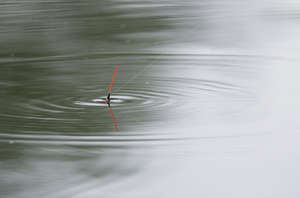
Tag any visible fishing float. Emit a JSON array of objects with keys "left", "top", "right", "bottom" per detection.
[{"left": 105, "top": 65, "right": 118, "bottom": 105}]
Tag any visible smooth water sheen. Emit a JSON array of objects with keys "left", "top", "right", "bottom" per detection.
[{"left": 1, "top": 1, "right": 300, "bottom": 198}]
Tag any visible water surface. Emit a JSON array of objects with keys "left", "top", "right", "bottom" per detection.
[{"left": 1, "top": 1, "right": 300, "bottom": 197}]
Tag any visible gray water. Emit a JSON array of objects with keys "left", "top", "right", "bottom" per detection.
[{"left": 1, "top": 1, "right": 300, "bottom": 197}]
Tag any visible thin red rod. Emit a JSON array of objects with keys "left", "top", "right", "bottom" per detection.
[{"left": 109, "top": 66, "right": 118, "bottom": 93}]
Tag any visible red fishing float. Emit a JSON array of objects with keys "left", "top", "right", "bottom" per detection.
[{"left": 105, "top": 65, "right": 118, "bottom": 104}]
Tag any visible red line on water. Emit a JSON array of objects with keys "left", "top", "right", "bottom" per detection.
[
  {"left": 109, "top": 107, "right": 119, "bottom": 132},
  {"left": 109, "top": 66, "right": 118, "bottom": 93}
]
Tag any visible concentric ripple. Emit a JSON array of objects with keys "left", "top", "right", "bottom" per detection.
[
  {"left": 74, "top": 73, "right": 252, "bottom": 117},
  {"left": 0, "top": 53, "right": 272, "bottom": 145},
  {"left": 75, "top": 89, "right": 178, "bottom": 111},
  {"left": 75, "top": 95, "right": 140, "bottom": 107}
]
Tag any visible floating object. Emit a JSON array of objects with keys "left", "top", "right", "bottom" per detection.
[
  {"left": 109, "top": 65, "right": 118, "bottom": 94},
  {"left": 104, "top": 88, "right": 110, "bottom": 104},
  {"left": 104, "top": 66, "right": 119, "bottom": 132},
  {"left": 105, "top": 65, "right": 118, "bottom": 105}
]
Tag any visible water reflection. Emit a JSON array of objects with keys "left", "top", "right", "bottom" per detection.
[{"left": 109, "top": 107, "right": 119, "bottom": 132}]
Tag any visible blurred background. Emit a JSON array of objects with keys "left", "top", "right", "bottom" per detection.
[{"left": 1, "top": 0, "right": 300, "bottom": 197}]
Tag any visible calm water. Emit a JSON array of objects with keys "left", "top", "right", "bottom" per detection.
[{"left": 1, "top": 1, "right": 300, "bottom": 197}]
